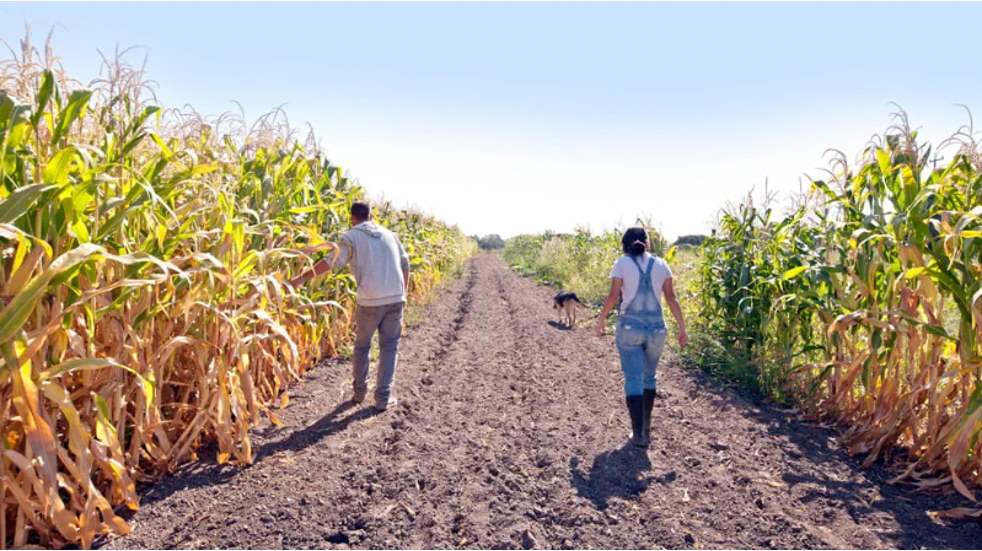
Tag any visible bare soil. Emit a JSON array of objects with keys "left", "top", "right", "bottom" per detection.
[{"left": 103, "top": 254, "right": 981, "bottom": 549}]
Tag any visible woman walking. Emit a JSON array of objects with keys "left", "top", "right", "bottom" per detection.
[{"left": 594, "top": 227, "right": 688, "bottom": 448}]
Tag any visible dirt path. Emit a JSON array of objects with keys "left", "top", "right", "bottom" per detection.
[{"left": 105, "top": 254, "right": 981, "bottom": 550}]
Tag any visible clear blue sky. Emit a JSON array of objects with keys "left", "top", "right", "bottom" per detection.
[{"left": 2, "top": 2, "right": 981, "bottom": 239}]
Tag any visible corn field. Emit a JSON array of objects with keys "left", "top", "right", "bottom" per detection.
[
  {"left": 501, "top": 113, "right": 981, "bottom": 516},
  {"left": 693, "top": 112, "right": 981, "bottom": 516},
  {"left": 503, "top": 225, "right": 667, "bottom": 304},
  {"left": 0, "top": 37, "right": 474, "bottom": 548}
]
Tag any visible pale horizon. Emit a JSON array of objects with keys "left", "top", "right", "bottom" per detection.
[{"left": 3, "top": 2, "right": 981, "bottom": 241}]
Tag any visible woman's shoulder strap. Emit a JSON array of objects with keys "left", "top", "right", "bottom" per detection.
[{"left": 644, "top": 255, "right": 656, "bottom": 275}]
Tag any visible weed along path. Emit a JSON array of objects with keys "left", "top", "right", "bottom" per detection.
[{"left": 105, "top": 254, "right": 980, "bottom": 550}]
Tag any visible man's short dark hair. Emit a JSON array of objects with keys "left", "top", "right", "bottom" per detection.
[{"left": 350, "top": 201, "right": 371, "bottom": 221}]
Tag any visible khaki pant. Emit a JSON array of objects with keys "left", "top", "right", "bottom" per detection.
[{"left": 352, "top": 302, "right": 404, "bottom": 407}]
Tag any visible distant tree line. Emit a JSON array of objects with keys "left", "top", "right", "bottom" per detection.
[
  {"left": 472, "top": 234, "right": 506, "bottom": 250},
  {"left": 673, "top": 234, "right": 708, "bottom": 247}
]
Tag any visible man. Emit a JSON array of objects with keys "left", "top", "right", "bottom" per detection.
[{"left": 291, "top": 201, "right": 410, "bottom": 411}]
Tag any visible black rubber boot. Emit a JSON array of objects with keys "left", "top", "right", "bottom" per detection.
[
  {"left": 625, "top": 395, "right": 645, "bottom": 447},
  {"left": 641, "top": 389, "right": 656, "bottom": 447}
]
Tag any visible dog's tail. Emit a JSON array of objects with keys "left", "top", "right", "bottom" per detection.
[{"left": 570, "top": 293, "right": 585, "bottom": 305}]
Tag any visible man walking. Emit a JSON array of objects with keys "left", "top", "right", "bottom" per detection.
[{"left": 291, "top": 201, "right": 410, "bottom": 411}]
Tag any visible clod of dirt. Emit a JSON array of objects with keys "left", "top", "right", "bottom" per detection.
[
  {"left": 521, "top": 528, "right": 538, "bottom": 550},
  {"left": 326, "top": 531, "right": 349, "bottom": 545}
]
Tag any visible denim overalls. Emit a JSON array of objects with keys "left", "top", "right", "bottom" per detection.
[{"left": 615, "top": 256, "right": 668, "bottom": 397}]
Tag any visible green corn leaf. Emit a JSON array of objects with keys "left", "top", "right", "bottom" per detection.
[
  {"left": 92, "top": 393, "right": 115, "bottom": 443},
  {"left": 665, "top": 245, "right": 678, "bottom": 263},
  {"left": 233, "top": 250, "right": 259, "bottom": 280},
  {"left": 150, "top": 132, "right": 173, "bottom": 159},
  {"left": 51, "top": 90, "right": 92, "bottom": 144},
  {"left": 31, "top": 70, "right": 55, "bottom": 127},
  {"left": 43, "top": 146, "right": 78, "bottom": 186},
  {"left": 782, "top": 266, "right": 808, "bottom": 280},
  {"left": 904, "top": 266, "right": 927, "bottom": 279},
  {"left": 0, "top": 93, "right": 14, "bottom": 128},
  {"left": 0, "top": 183, "right": 55, "bottom": 223},
  {"left": 0, "top": 243, "right": 104, "bottom": 345}
]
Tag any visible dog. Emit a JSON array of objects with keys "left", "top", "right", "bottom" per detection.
[{"left": 553, "top": 291, "right": 584, "bottom": 328}]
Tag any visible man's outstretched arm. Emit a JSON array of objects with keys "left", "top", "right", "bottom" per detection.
[
  {"left": 298, "top": 242, "right": 338, "bottom": 256},
  {"left": 290, "top": 241, "right": 348, "bottom": 288},
  {"left": 290, "top": 257, "right": 334, "bottom": 288}
]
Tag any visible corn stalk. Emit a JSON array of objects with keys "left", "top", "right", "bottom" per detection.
[
  {"left": 0, "top": 36, "right": 475, "bottom": 548},
  {"left": 695, "top": 112, "right": 981, "bottom": 514}
]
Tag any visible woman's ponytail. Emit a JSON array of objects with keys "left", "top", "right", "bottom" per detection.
[{"left": 621, "top": 227, "right": 649, "bottom": 257}]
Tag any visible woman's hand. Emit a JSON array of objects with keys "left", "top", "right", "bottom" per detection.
[
  {"left": 595, "top": 278, "right": 623, "bottom": 339},
  {"left": 663, "top": 278, "right": 688, "bottom": 350}
]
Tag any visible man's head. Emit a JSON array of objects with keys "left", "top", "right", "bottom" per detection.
[{"left": 350, "top": 201, "right": 372, "bottom": 225}]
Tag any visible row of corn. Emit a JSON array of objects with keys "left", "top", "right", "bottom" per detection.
[
  {"left": 501, "top": 113, "right": 980, "bottom": 517},
  {"left": 692, "top": 113, "right": 980, "bottom": 517},
  {"left": 0, "top": 39, "right": 475, "bottom": 548}
]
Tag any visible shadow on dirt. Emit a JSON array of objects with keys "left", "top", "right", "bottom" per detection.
[
  {"left": 678, "top": 366, "right": 982, "bottom": 549},
  {"left": 135, "top": 401, "right": 378, "bottom": 509},
  {"left": 569, "top": 443, "right": 655, "bottom": 510},
  {"left": 547, "top": 320, "right": 572, "bottom": 331},
  {"left": 254, "top": 401, "right": 379, "bottom": 461}
]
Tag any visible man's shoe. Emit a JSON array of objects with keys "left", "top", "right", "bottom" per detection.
[{"left": 374, "top": 395, "right": 397, "bottom": 412}]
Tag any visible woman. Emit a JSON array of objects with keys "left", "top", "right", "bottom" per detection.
[{"left": 594, "top": 227, "right": 687, "bottom": 448}]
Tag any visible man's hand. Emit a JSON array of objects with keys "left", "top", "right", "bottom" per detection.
[
  {"left": 677, "top": 327, "right": 688, "bottom": 349},
  {"left": 299, "top": 242, "right": 337, "bottom": 256},
  {"left": 594, "top": 319, "right": 606, "bottom": 338}
]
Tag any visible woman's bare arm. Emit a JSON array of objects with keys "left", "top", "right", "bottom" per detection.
[
  {"left": 594, "top": 278, "right": 623, "bottom": 337},
  {"left": 663, "top": 277, "right": 688, "bottom": 348}
]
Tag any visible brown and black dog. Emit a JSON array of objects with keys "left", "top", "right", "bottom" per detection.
[{"left": 553, "top": 291, "right": 584, "bottom": 328}]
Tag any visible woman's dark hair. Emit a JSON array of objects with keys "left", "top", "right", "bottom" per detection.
[{"left": 621, "top": 227, "right": 648, "bottom": 257}]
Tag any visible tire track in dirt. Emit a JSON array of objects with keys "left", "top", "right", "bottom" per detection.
[{"left": 104, "top": 254, "right": 981, "bottom": 550}]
